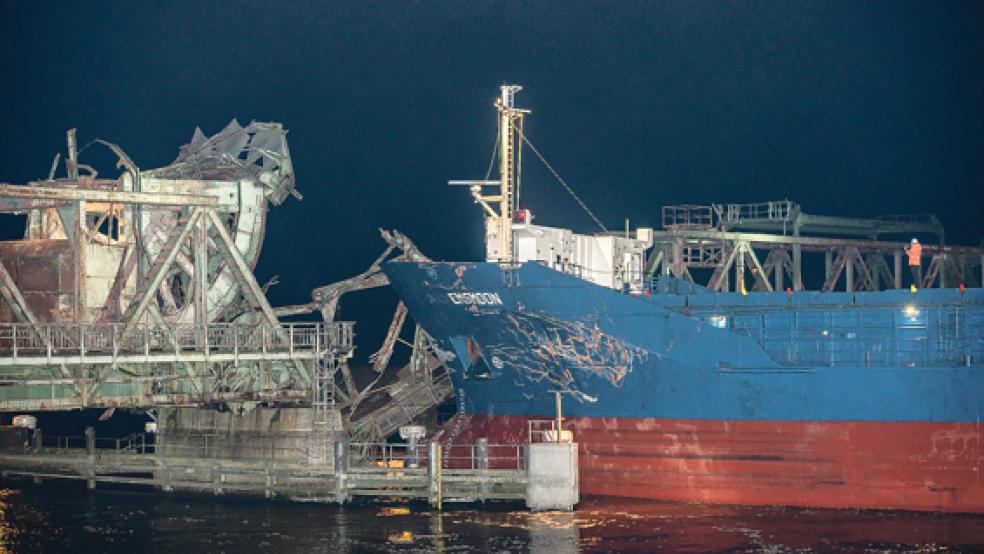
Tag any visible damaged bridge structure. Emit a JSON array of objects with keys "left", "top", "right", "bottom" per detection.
[
  {"left": 0, "top": 122, "right": 529, "bottom": 507},
  {"left": 0, "top": 121, "right": 346, "bottom": 410}
]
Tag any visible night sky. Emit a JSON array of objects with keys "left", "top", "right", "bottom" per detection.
[{"left": 2, "top": 2, "right": 983, "bottom": 348}]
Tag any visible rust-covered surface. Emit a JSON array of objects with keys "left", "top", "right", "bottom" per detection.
[
  {"left": 0, "top": 240, "right": 74, "bottom": 323},
  {"left": 0, "top": 123, "right": 355, "bottom": 411}
]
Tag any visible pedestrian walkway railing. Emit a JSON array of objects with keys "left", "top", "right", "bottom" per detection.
[
  {"left": 35, "top": 433, "right": 154, "bottom": 454},
  {"left": 0, "top": 321, "right": 353, "bottom": 364},
  {"left": 348, "top": 441, "right": 526, "bottom": 471}
]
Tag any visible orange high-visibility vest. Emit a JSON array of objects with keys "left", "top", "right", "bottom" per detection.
[{"left": 907, "top": 243, "right": 922, "bottom": 266}]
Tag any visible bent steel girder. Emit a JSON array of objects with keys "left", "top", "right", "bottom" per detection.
[
  {"left": 275, "top": 228, "right": 431, "bottom": 322},
  {"left": 135, "top": 121, "right": 290, "bottom": 326},
  {"left": 272, "top": 228, "right": 453, "bottom": 440},
  {"left": 11, "top": 122, "right": 295, "bottom": 327},
  {"left": 0, "top": 123, "right": 347, "bottom": 412}
]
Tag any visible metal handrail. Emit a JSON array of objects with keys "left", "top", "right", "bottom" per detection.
[
  {"left": 443, "top": 443, "right": 526, "bottom": 470},
  {"left": 662, "top": 204, "right": 715, "bottom": 230},
  {"left": 348, "top": 441, "right": 527, "bottom": 471},
  {"left": 35, "top": 432, "right": 320, "bottom": 459},
  {"left": 717, "top": 200, "right": 796, "bottom": 224},
  {"left": 41, "top": 435, "right": 87, "bottom": 451},
  {"left": 527, "top": 419, "right": 575, "bottom": 444},
  {"left": 0, "top": 321, "right": 354, "bottom": 358}
]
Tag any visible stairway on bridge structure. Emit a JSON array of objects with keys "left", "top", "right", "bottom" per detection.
[{"left": 347, "top": 358, "right": 453, "bottom": 444}]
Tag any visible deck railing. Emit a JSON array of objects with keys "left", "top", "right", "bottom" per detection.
[
  {"left": 662, "top": 204, "right": 715, "bottom": 229},
  {"left": 349, "top": 441, "right": 526, "bottom": 471},
  {"left": 527, "top": 419, "right": 576, "bottom": 444},
  {"left": 7, "top": 432, "right": 528, "bottom": 472},
  {"left": 717, "top": 200, "right": 796, "bottom": 225},
  {"left": 0, "top": 321, "right": 354, "bottom": 361},
  {"left": 38, "top": 433, "right": 154, "bottom": 454}
]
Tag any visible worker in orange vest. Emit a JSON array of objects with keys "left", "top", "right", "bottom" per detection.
[{"left": 905, "top": 238, "right": 922, "bottom": 288}]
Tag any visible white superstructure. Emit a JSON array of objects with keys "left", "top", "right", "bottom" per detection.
[
  {"left": 508, "top": 220, "right": 652, "bottom": 292},
  {"left": 452, "top": 85, "right": 653, "bottom": 293}
]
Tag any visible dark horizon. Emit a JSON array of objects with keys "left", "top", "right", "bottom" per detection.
[{"left": 2, "top": 1, "right": 983, "bottom": 347}]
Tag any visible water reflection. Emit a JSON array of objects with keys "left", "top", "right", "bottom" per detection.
[
  {"left": 528, "top": 511, "right": 579, "bottom": 552},
  {"left": 0, "top": 482, "right": 981, "bottom": 552},
  {"left": 0, "top": 489, "right": 20, "bottom": 554}
]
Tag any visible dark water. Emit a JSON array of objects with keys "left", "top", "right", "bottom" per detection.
[{"left": 0, "top": 481, "right": 982, "bottom": 553}]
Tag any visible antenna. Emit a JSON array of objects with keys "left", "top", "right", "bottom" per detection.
[
  {"left": 500, "top": 84, "right": 522, "bottom": 109},
  {"left": 450, "top": 85, "right": 529, "bottom": 263}
]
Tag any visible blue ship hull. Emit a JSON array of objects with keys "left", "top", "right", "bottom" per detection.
[{"left": 383, "top": 261, "right": 984, "bottom": 511}]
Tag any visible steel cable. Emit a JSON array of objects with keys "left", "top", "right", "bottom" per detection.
[{"left": 511, "top": 123, "right": 608, "bottom": 233}]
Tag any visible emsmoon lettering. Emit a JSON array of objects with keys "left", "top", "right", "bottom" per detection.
[{"left": 447, "top": 292, "right": 504, "bottom": 306}]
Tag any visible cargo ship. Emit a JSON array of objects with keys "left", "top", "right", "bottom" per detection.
[{"left": 383, "top": 86, "right": 984, "bottom": 512}]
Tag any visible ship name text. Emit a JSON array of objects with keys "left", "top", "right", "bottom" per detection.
[{"left": 447, "top": 292, "right": 503, "bottom": 306}]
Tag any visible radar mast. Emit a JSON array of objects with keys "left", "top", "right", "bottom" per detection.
[{"left": 449, "top": 84, "right": 529, "bottom": 262}]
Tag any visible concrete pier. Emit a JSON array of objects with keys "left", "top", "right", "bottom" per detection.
[
  {"left": 157, "top": 407, "right": 343, "bottom": 465},
  {"left": 526, "top": 442, "right": 579, "bottom": 511}
]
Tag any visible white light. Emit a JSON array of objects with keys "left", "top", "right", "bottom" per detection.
[
  {"left": 708, "top": 315, "right": 727, "bottom": 329},
  {"left": 12, "top": 415, "right": 37, "bottom": 430},
  {"left": 903, "top": 305, "right": 920, "bottom": 318}
]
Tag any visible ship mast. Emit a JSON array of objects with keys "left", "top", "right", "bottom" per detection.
[
  {"left": 450, "top": 84, "right": 529, "bottom": 262},
  {"left": 495, "top": 85, "right": 527, "bottom": 262}
]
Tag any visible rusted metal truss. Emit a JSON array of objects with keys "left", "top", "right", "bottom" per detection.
[
  {"left": 0, "top": 123, "right": 354, "bottom": 411},
  {"left": 0, "top": 123, "right": 451, "bottom": 434},
  {"left": 648, "top": 225, "right": 984, "bottom": 293},
  {"left": 662, "top": 199, "right": 946, "bottom": 240},
  {"left": 650, "top": 200, "right": 984, "bottom": 292}
]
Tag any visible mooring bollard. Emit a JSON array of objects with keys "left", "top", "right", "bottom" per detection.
[
  {"left": 161, "top": 461, "right": 172, "bottom": 493},
  {"left": 475, "top": 437, "right": 488, "bottom": 470},
  {"left": 333, "top": 439, "right": 349, "bottom": 504},
  {"left": 31, "top": 428, "right": 42, "bottom": 454},
  {"left": 213, "top": 466, "right": 226, "bottom": 496},
  {"left": 407, "top": 435, "right": 420, "bottom": 469},
  {"left": 476, "top": 437, "right": 489, "bottom": 501},
  {"left": 29, "top": 428, "right": 43, "bottom": 483},
  {"left": 399, "top": 425, "right": 427, "bottom": 468},
  {"left": 84, "top": 426, "right": 96, "bottom": 490},
  {"left": 85, "top": 426, "right": 95, "bottom": 456}
]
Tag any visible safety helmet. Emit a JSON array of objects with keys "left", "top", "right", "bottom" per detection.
[{"left": 911, "top": 238, "right": 918, "bottom": 244}]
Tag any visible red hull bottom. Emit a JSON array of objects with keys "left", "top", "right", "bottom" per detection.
[{"left": 433, "top": 414, "right": 984, "bottom": 513}]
